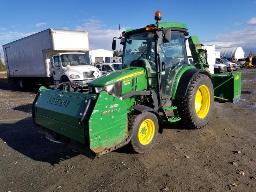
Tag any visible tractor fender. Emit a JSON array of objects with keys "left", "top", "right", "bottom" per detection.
[
  {"left": 174, "top": 68, "right": 199, "bottom": 99},
  {"left": 171, "top": 65, "right": 196, "bottom": 100},
  {"left": 174, "top": 69, "right": 212, "bottom": 100}
]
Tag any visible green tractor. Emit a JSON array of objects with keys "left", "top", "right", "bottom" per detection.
[{"left": 32, "top": 11, "right": 241, "bottom": 155}]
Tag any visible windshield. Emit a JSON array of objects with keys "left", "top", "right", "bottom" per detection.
[
  {"left": 159, "top": 31, "right": 187, "bottom": 69},
  {"left": 61, "top": 54, "right": 90, "bottom": 67},
  {"left": 112, "top": 64, "right": 122, "bottom": 70},
  {"left": 123, "top": 32, "right": 156, "bottom": 67}
]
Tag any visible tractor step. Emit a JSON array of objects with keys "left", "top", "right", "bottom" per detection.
[
  {"left": 162, "top": 105, "right": 181, "bottom": 123},
  {"left": 167, "top": 116, "right": 181, "bottom": 123},
  {"left": 163, "top": 106, "right": 177, "bottom": 111}
]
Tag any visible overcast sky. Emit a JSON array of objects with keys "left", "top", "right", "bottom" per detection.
[{"left": 0, "top": 0, "right": 256, "bottom": 58}]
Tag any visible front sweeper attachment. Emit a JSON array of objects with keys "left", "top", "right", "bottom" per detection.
[{"left": 32, "top": 88, "right": 130, "bottom": 155}]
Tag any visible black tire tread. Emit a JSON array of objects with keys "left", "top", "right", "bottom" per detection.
[
  {"left": 130, "top": 112, "right": 159, "bottom": 153},
  {"left": 176, "top": 73, "right": 214, "bottom": 129}
]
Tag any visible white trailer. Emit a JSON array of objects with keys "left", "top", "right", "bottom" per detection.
[
  {"left": 89, "top": 49, "right": 113, "bottom": 64},
  {"left": 3, "top": 29, "right": 101, "bottom": 88}
]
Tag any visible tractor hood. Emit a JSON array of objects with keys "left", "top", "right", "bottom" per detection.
[{"left": 89, "top": 67, "right": 146, "bottom": 87}]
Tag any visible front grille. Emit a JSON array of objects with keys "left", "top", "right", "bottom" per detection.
[{"left": 83, "top": 71, "right": 94, "bottom": 78}]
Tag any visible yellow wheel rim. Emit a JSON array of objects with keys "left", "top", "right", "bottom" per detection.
[
  {"left": 138, "top": 119, "right": 155, "bottom": 145},
  {"left": 195, "top": 85, "right": 211, "bottom": 119}
]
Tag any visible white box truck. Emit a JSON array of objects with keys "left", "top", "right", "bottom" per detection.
[{"left": 2, "top": 29, "right": 101, "bottom": 89}]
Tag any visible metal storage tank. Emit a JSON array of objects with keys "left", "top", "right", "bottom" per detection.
[{"left": 219, "top": 47, "right": 245, "bottom": 60}]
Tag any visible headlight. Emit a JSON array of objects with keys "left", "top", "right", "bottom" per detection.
[
  {"left": 105, "top": 84, "right": 114, "bottom": 93},
  {"left": 69, "top": 74, "right": 80, "bottom": 79},
  {"left": 94, "top": 84, "right": 114, "bottom": 94},
  {"left": 94, "top": 87, "right": 104, "bottom": 93}
]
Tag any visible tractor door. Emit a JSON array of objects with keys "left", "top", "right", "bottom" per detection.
[{"left": 159, "top": 30, "right": 188, "bottom": 99}]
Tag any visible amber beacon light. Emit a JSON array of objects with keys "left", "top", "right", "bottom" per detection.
[{"left": 154, "top": 10, "right": 162, "bottom": 22}]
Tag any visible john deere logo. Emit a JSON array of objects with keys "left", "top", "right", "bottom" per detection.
[{"left": 48, "top": 96, "right": 70, "bottom": 107}]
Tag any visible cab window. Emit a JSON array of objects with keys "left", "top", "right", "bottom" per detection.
[{"left": 160, "top": 31, "right": 187, "bottom": 69}]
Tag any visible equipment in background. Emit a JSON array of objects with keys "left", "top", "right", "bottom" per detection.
[{"left": 3, "top": 29, "right": 101, "bottom": 89}]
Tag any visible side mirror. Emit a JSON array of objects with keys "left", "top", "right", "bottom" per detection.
[{"left": 112, "top": 38, "right": 117, "bottom": 50}]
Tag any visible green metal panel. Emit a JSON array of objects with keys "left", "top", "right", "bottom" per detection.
[
  {"left": 190, "top": 36, "right": 201, "bottom": 46},
  {"left": 89, "top": 91, "right": 128, "bottom": 153},
  {"left": 156, "top": 22, "right": 187, "bottom": 30},
  {"left": 171, "top": 65, "right": 197, "bottom": 99},
  {"left": 188, "top": 35, "right": 208, "bottom": 69},
  {"left": 212, "top": 72, "right": 241, "bottom": 103},
  {"left": 34, "top": 88, "right": 96, "bottom": 143},
  {"left": 121, "top": 73, "right": 148, "bottom": 95}
]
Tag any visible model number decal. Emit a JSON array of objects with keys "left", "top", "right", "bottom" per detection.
[
  {"left": 101, "top": 109, "right": 120, "bottom": 116},
  {"left": 48, "top": 96, "right": 70, "bottom": 107}
]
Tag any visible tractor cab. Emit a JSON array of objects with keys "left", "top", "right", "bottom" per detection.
[
  {"left": 112, "top": 11, "right": 196, "bottom": 104},
  {"left": 122, "top": 23, "right": 189, "bottom": 99}
]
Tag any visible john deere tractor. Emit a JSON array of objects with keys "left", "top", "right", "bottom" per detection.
[{"left": 32, "top": 11, "right": 241, "bottom": 155}]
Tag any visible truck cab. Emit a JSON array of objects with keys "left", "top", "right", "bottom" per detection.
[{"left": 51, "top": 52, "right": 101, "bottom": 86}]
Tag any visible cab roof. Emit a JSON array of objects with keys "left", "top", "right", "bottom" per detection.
[{"left": 125, "top": 22, "right": 187, "bottom": 34}]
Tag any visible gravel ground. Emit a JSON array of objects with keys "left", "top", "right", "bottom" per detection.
[{"left": 0, "top": 70, "right": 256, "bottom": 192}]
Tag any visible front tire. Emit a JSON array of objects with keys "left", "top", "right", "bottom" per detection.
[
  {"left": 130, "top": 112, "right": 159, "bottom": 153},
  {"left": 176, "top": 73, "right": 214, "bottom": 129}
]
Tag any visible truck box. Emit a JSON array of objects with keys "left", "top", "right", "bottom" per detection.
[{"left": 3, "top": 29, "right": 89, "bottom": 78}]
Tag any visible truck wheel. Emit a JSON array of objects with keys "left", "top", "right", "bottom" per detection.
[
  {"left": 18, "top": 79, "right": 26, "bottom": 90},
  {"left": 60, "top": 76, "right": 69, "bottom": 83},
  {"left": 177, "top": 73, "right": 213, "bottom": 129},
  {"left": 130, "top": 112, "right": 158, "bottom": 153}
]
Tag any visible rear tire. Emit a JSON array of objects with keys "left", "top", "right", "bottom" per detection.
[
  {"left": 130, "top": 112, "right": 159, "bottom": 153},
  {"left": 176, "top": 74, "right": 214, "bottom": 129}
]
